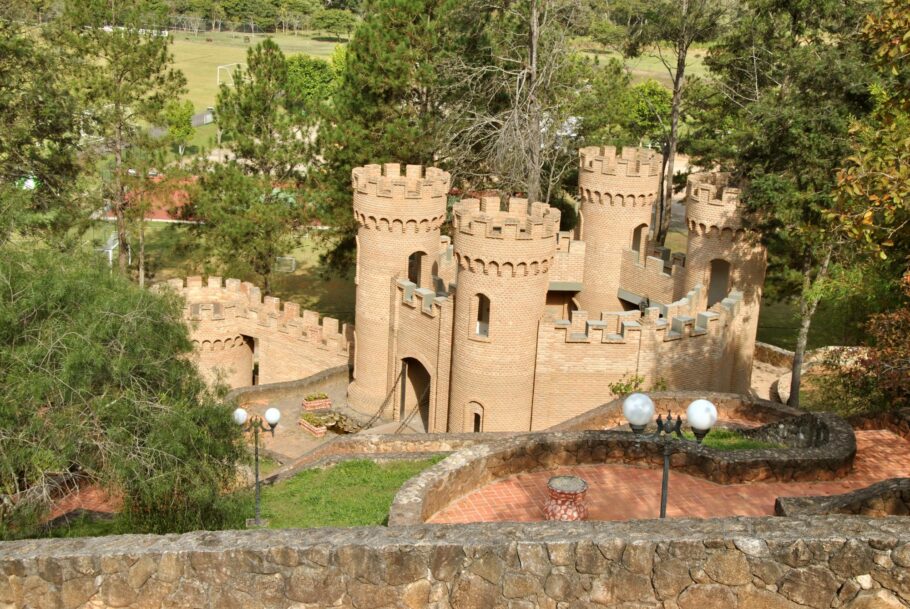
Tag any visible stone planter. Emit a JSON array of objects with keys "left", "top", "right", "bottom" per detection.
[
  {"left": 299, "top": 418, "right": 327, "bottom": 438},
  {"left": 543, "top": 475, "right": 588, "bottom": 521},
  {"left": 303, "top": 397, "right": 332, "bottom": 411}
]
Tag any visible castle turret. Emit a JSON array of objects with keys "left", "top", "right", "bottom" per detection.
[
  {"left": 448, "top": 197, "right": 559, "bottom": 432},
  {"left": 684, "top": 172, "right": 767, "bottom": 393},
  {"left": 348, "top": 163, "right": 451, "bottom": 416},
  {"left": 576, "top": 146, "right": 661, "bottom": 314}
]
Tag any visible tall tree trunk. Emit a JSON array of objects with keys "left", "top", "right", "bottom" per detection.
[
  {"left": 788, "top": 246, "right": 834, "bottom": 408},
  {"left": 114, "top": 121, "right": 128, "bottom": 275},
  {"left": 526, "top": 0, "right": 541, "bottom": 204},
  {"left": 138, "top": 220, "right": 145, "bottom": 288},
  {"left": 657, "top": 35, "right": 688, "bottom": 245}
]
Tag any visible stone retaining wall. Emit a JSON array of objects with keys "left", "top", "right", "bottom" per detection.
[
  {"left": 850, "top": 408, "right": 910, "bottom": 440},
  {"left": 389, "top": 414, "right": 856, "bottom": 526},
  {"left": 226, "top": 364, "right": 351, "bottom": 408},
  {"left": 776, "top": 478, "right": 910, "bottom": 518},
  {"left": 3, "top": 517, "right": 910, "bottom": 609},
  {"left": 754, "top": 341, "right": 795, "bottom": 368},
  {"left": 548, "top": 391, "right": 803, "bottom": 432}
]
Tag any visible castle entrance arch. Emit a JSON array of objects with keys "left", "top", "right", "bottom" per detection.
[
  {"left": 399, "top": 357, "right": 431, "bottom": 432},
  {"left": 708, "top": 259, "right": 731, "bottom": 308}
]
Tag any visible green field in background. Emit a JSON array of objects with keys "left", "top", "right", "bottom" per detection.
[{"left": 170, "top": 30, "right": 341, "bottom": 111}]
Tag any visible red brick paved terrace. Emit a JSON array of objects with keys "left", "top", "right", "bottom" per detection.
[{"left": 428, "top": 430, "right": 910, "bottom": 523}]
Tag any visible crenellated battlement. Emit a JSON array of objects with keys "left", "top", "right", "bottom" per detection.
[
  {"left": 545, "top": 286, "right": 742, "bottom": 346},
  {"left": 155, "top": 276, "right": 353, "bottom": 356},
  {"left": 352, "top": 163, "right": 450, "bottom": 200},
  {"left": 396, "top": 278, "right": 447, "bottom": 317},
  {"left": 352, "top": 163, "right": 451, "bottom": 231},
  {"left": 453, "top": 197, "right": 560, "bottom": 241},
  {"left": 578, "top": 146, "right": 661, "bottom": 178},
  {"left": 686, "top": 172, "right": 747, "bottom": 233}
]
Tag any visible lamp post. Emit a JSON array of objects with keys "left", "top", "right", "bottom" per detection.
[
  {"left": 233, "top": 406, "right": 281, "bottom": 527},
  {"left": 622, "top": 393, "right": 718, "bottom": 518}
]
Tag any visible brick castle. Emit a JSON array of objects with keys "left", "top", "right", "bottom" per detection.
[{"left": 165, "top": 146, "right": 766, "bottom": 432}]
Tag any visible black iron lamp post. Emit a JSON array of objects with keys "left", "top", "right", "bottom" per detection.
[
  {"left": 233, "top": 406, "right": 281, "bottom": 527},
  {"left": 622, "top": 393, "right": 718, "bottom": 518}
]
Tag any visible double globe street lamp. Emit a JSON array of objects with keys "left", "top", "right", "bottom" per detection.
[
  {"left": 233, "top": 406, "right": 281, "bottom": 527},
  {"left": 622, "top": 393, "right": 718, "bottom": 518}
]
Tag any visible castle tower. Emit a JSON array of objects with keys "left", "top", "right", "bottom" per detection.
[
  {"left": 448, "top": 197, "right": 559, "bottom": 432},
  {"left": 348, "top": 163, "right": 451, "bottom": 416},
  {"left": 576, "top": 146, "right": 661, "bottom": 314},
  {"left": 684, "top": 172, "right": 767, "bottom": 392}
]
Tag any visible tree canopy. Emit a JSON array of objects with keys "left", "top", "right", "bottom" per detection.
[{"left": 0, "top": 246, "right": 246, "bottom": 538}]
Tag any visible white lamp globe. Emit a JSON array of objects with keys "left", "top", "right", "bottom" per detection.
[
  {"left": 686, "top": 399, "right": 718, "bottom": 431},
  {"left": 232, "top": 407, "right": 248, "bottom": 426},
  {"left": 264, "top": 407, "right": 281, "bottom": 426},
  {"left": 622, "top": 393, "right": 655, "bottom": 427}
]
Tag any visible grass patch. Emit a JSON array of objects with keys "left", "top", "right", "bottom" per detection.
[
  {"left": 260, "top": 457, "right": 444, "bottom": 528},
  {"left": 682, "top": 428, "right": 783, "bottom": 451},
  {"left": 170, "top": 31, "right": 341, "bottom": 111},
  {"left": 756, "top": 300, "right": 865, "bottom": 351}
]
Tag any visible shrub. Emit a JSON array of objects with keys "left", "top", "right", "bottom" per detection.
[{"left": 305, "top": 392, "right": 329, "bottom": 401}]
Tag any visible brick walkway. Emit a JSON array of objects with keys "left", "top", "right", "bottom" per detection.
[{"left": 428, "top": 430, "right": 910, "bottom": 523}]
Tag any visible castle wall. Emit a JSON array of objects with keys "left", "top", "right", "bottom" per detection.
[
  {"left": 389, "top": 281, "right": 454, "bottom": 433},
  {"left": 448, "top": 197, "right": 559, "bottom": 433},
  {"left": 576, "top": 146, "right": 660, "bottom": 314},
  {"left": 618, "top": 248, "right": 686, "bottom": 305},
  {"left": 348, "top": 163, "right": 450, "bottom": 417},
  {"left": 158, "top": 277, "right": 352, "bottom": 390},
  {"left": 683, "top": 173, "right": 767, "bottom": 394},
  {"left": 530, "top": 291, "right": 743, "bottom": 430}
]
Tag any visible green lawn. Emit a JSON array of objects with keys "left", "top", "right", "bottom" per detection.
[
  {"left": 260, "top": 458, "right": 443, "bottom": 528},
  {"left": 576, "top": 40, "right": 709, "bottom": 87},
  {"left": 170, "top": 31, "right": 342, "bottom": 111},
  {"left": 682, "top": 428, "right": 783, "bottom": 451}
]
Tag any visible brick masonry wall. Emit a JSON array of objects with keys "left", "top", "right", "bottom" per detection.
[
  {"left": 448, "top": 198, "right": 558, "bottom": 433},
  {"left": 576, "top": 146, "right": 660, "bottom": 315},
  {"left": 348, "top": 164, "right": 451, "bottom": 417},
  {"left": 3, "top": 517, "right": 910, "bottom": 609},
  {"left": 156, "top": 277, "right": 352, "bottom": 389}
]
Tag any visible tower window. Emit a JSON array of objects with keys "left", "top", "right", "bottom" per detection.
[
  {"left": 408, "top": 251, "right": 425, "bottom": 287},
  {"left": 632, "top": 223, "right": 647, "bottom": 254},
  {"left": 475, "top": 294, "right": 490, "bottom": 337},
  {"left": 708, "top": 259, "right": 731, "bottom": 307}
]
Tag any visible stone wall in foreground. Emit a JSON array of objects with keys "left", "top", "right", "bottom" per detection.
[{"left": 3, "top": 517, "right": 910, "bottom": 609}]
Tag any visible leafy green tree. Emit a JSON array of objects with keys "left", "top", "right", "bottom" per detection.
[
  {"left": 603, "top": 0, "right": 729, "bottom": 245},
  {"left": 311, "top": 0, "right": 446, "bottom": 272},
  {"left": 189, "top": 162, "right": 306, "bottom": 294},
  {"left": 573, "top": 58, "right": 634, "bottom": 145},
  {"left": 56, "top": 0, "right": 187, "bottom": 276},
  {"left": 687, "top": 0, "right": 876, "bottom": 408},
  {"left": 0, "top": 19, "right": 83, "bottom": 244},
  {"left": 312, "top": 8, "right": 357, "bottom": 40},
  {"left": 164, "top": 99, "right": 196, "bottom": 157},
  {"left": 835, "top": 0, "right": 910, "bottom": 261},
  {"left": 0, "top": 245, "right": 246, "bottom": 539},
  {"left": 216, "top": 38, "right": 309, "bottom": 180},
  {"left": 625, "top": 80, "right": 672, "bottom": 146},
  {"left": 287, "top": 54, "right": 339, "bottom": 110}
]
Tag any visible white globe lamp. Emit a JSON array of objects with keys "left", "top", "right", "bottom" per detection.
[
  {"left": 686, "top": 399, "right": 718, "bottom": 443},
  {"left": 232, "top": 407, "right": 248, "bottom": 426},
  {"left": 264, "top": 407, "right": 281, "bottom": 427},
  {"left": 623, "top": 393, "right": 655, "bottom": 433}
]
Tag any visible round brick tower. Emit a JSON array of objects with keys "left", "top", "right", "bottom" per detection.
[
  {"left": 448, "top": 196, "right": 560, "bottom": 432},
  {"left": 576, "top": 146, "right": 661, "bottom": 314},
  {"left": 348, "top": 163, "right": 451, "bottom": 417},
  {"left": 684, "top": 172, "right": 767, "bottom": 392}
]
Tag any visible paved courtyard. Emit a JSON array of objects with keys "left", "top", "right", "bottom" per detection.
[{"left": 428, "top": 429, "right": 910, "bottom": 523}]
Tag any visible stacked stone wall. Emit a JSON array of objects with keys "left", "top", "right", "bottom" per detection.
[
  {"left": 389, "top": 413, "right": 855, "bottom": 525},
  {"left": 5, "top": 518, "right": 909, "bottom": 609}
]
